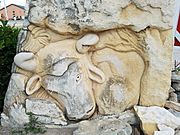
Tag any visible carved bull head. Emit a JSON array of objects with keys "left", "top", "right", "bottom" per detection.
[{"left": 14, "top": 34, "right": 105, "bottom": 120}]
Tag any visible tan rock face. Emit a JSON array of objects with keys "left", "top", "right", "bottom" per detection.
[
  {"left": 93, "top": 49, "right": 144, "bottom": 114},
  {"left": 134, "top": 106, "right": 180, "bottom": 135},
  {"left": 2, "top": 0, "right": 173, "bottom": 127}
]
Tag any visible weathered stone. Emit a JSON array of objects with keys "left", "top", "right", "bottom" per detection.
[
  {"left": 172, "top": 73, "right": 180, "bottom": 83},
  {"left": 9, "top": 104, "right": 29, "bottom": 127},
  {"left": 28, "top": 0, "right": 173, "bottom": 34},
  {"left": 1, "top": 113, "right": 10, "bottom": 127},
  {"left": 165, "top": 101, "right": 180, "bottom": 112},
  {"left": 168, "top": 87, "right": 178, "bottom": 102},
  {"left": 168, "top": 92, "right": 178, "bottom": 102},
  {"left": 35, "top": 115, "right": 67, "bottom": 126},
  {"left": 1, "top": 104, "right": 30, "bottom": 127},
  {"left": 172, "top": 82, "right": 180, "bottom": 91},
  {"left": 2, "top": 0, "right": 173, "bottom": 127},
  {"left": 131, "top": 127, "right": 141, "bottom": 135},
  {"left": 177, "top": 92, "right": 180, "bottom": 102},
  {"left": 154, "top": 124, "right": 174, "bottom": 135},
  {"left": 138, "top": 28, "right": 172, "bottom": 107},
  {"left": 134, "top": 106, "right": 180, "bottom": 135},
  {"left": 73, "top": 118, "right": 132, "bottom": 135},
  {"left": 3, "top": 73, "right": 28, "bottom": 112},
  {"left": 169, "top": 109, "right": 180, "bottom": 118},
  {"left": 93, "top": 110, "right": 139, "bottom": 125},
  {"left": 26, "top": 99, "right": 67, "bottom": 125},
  {"left": 175, "top": 126, "right": 180, "bottom": 135},
  {"left": 169, "top": 87, "right": 176, "bottom": 93}
]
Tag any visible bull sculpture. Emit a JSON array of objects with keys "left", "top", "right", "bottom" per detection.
[{"left": 14, "top": 34, "right": 105, "bottom": 120}]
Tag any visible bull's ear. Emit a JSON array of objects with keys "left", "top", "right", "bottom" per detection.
[
  {"left": 88, "top": 64, "right": 105, "bottom": 84},
  {"left": 26, "top": 75, "right": 41, "bottom": 95}
]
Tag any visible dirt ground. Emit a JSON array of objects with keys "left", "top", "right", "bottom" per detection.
[{"left": 0, "top": 126, "right": 77, "bottom": 135}]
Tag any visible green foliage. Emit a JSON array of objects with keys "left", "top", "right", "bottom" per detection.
[
  {"left": 0, "top": 22, "right": 20, "bottom": 113},
  {"left": 0, "top": 20, "right": 8, "bottom": 27},
  {"left": 172, "top": 60, "right": 180, "bottom": 74},
  {"left": 24, "top": 112, "right": 46, "bottom": 134},
  {"left": 12, "top": 112, "right": 46, "bottom": 135}
]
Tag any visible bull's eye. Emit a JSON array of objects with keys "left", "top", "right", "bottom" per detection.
[{"left": 76, "top": 74, "right": 81, "bottom": 82}]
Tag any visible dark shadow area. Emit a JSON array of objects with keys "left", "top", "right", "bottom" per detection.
[{"left": 0, "top": 20, "right": 20, "bottom": 113}]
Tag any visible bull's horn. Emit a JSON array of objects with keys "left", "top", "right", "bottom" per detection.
[
  {"left": 14, "top": 52, "right": 37, "bottom": 71},
  {"left": 76, "top": 34, "right": 99, "bottom": 54}
]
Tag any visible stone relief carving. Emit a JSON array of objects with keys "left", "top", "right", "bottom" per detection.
[
  {"left": 3, "top": 26, "right": 149, "bottom": 125},
  {"left": 1, "top": 0, "right": 173, "bottom": 127}
]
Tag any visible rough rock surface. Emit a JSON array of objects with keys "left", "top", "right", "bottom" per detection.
[
  {"left": 3, "top": 73, "right": 28, "bottom": 113},
  {"left": 172, "top": 73, "right": 180, "bottom": 83},
  {"left": 93, "top": 110, "right": 139, "bottom": 125},
  {"left": 154, "top": 124, "right": 174, "bottom": 135},
  {"left": 28, "top": 0, "right": 173, "bottom": 34},
  {"left": 175, "top": 126, "right": 180, "bottom": 135},
  {"left": 1, "top": 104, "right": 29, "bottom": 127},
  {"left": 2, "top": 0, "right": 173, "bottom": 128},
  {"left": 134, "top": 106, "right": 180, "bottom": 135},
  {"left": 73, "top": 118, "right": 132, "bottom": 135},
  {"left": 168, "top": 87, "right": 178, "bottom": 102},
  {"left": 26, "top": 99, "right": 67, "bottom": 125},
  {"left": 172, "top": 82, "right": 180, "bottom": 91},
  {"left": 165, "top": 101, "right": 180, "bottom": 112},
  {"left": 169, "top": 109, "right": 180, "bottom": 118}
]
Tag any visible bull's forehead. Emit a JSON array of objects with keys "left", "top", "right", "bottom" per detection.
[
  {"left": 37, "top": 39, "right": 77, "bottom": 59},
  {"left": 36, "top": 39, "right": 80, "bottom": 71},
  {"left": 45, "top": 58, "right": 83, "bottom": 76}
]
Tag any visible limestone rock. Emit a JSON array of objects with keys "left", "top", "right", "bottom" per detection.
[
  {"left": 1, "top": 104, "right": 30, "bottom": 127},
  {"left": 131, "top": 128, "right": 142, "bottom": 135},
  {"left": 139, "top": 29, "right": 172, "bottom": 106},
  {"left": 165, "top": 101, "right": 180, "bottom": 112},
  {"left": 134, "top": 106, "right": 180, "bottom": 135},
  {"left": 73, "top": 118, "right": 132, "bottom": 135},
  {"left": 35, "top": 115, "right": 67, "bottom": 126},
  {"left": 172, "top": 73, "right": 180, "bottom": 83},
  {"left": 168, "top": 89, "right": 178, "bottom": 102},
  {"left": 172, "top": 82, "right": 180, "bottom": 91},
  {"left": 1, "top": 113, "right": 10, "bottom": 127},
  {"left": 28, "top": 0, "right": 173, "bottom": 34},
  {"left": 175, "top": 126, "right": 180, "bottom": 135},
  {"left": 9, "top": 104, "right": 29, "bottom": 126},
  {"left": 169, "top": 87, "right": 176, "bottom": 93},
  {"left": 2, "top": 0, "right": 173, "bottom": 127},
  {"left": 154, "top": 124, "right": 174, "bottom": 135},
  {"left": 169, "top": 109, "right": 180, "bottom": 118},
  {"left": 26, "top": 99, "right": 67, "bottom": 125},
  {"left": 3, "top": 73, "right": 28, "bottom": 112},
  {"left": 93, "top": 110, "right": 139, "bottom": 125}
]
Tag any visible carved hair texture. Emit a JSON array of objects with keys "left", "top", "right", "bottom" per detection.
[{"left": 21, "top": 25, "right": 51, "bottom": 53}]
